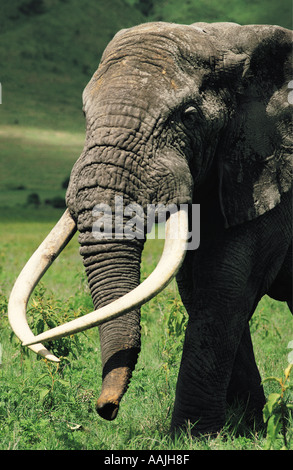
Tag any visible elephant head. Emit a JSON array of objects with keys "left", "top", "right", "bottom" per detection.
[{"left": 9, "top": 22, "right": 292, "bottom": 425}]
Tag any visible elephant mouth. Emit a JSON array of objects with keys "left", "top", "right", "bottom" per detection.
[{"left": 8, "top": 206, "right": 189, "bottom": 359}]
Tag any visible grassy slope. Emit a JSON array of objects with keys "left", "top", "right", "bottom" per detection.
[
  {"left": 0, "top": 125, "right": 84, "bottom": 207},
  {"left": 151, "top": 0, "right": 292, "bottom": 29},
  {"left": 0, "top": 0, "right": 144, "bottom": 131}
]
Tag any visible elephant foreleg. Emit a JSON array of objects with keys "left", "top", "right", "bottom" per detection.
[
  {"left": 227, "top": 323, "right": 265, "bottom": 422},
  {"left": 172, "top": 186, "right": 292, "bottom": 435},
  {"left": 170, "top": 294, "right": 252, "bottom": 435},
  {"left": 267, "top": 241, "right": 292, "bottom": 312}
]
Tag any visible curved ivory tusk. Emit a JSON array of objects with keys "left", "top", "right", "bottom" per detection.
[
  {"left": 23, "top": 207, "right": 189, "bottom": 348},
  {"left": 8, "top": 209, "right": 77, "bottom": 362}
]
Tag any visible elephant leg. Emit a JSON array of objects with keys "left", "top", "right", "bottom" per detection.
[
  {"left": 267, "top": 241, "right": 292, "bottom": 312},
  {"left": 172, "top": 187, "right": 292, "bottom": 436},
  {"left": 173, "top": 225, "right": 261, "bottom": 434},
  {"left": 227, "top": 323, "right": 265, "bottom": 422},
  {"left": 171, "top": 297, "right": 250, "bottom": 435}
]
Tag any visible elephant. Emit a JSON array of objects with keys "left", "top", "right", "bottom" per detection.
[{"left": 8, "top": 21, "right": 292, "bottom": 435}]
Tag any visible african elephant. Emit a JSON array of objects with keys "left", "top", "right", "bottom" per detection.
[{"left": 9, "top": 21, "right": 292, "bottom": 435}]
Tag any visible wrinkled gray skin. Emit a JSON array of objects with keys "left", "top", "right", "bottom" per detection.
[{"left": 66, "top": 22, "right": 292, "bottom": 434}]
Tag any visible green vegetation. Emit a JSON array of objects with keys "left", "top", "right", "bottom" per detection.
[
  {"left": 0, "top": 0, "right": 144, "bottom": 130},
  {"left": 150, "top": 0, "right": 292, "bottom": 29},
  {"left": 0, "top": 0, "right": 292, "bottom": 451},
  {"left": 0, "top": 125, "right": 83, "bottom": 207},
  {"left": 262, "top": 364, "right": 293, "bottom": 450}
]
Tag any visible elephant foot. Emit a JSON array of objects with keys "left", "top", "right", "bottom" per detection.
[
  {"left": 227, "top": 323, "right": 266, "bottom": 426},
  {"left": 170, "top": 397, "right": 226, "bottom": 437},
  {"left": 226, "top": 363, "right": 266, "bottom": 409},
  {"left": 170, "top": 416, "right": 224, "bottom": 438},
  {"left": 226, "top": 385, "right": 265, "bottom": 415},
  {"left": 226, "top": 396, "right": 266, "bottom": 433}
]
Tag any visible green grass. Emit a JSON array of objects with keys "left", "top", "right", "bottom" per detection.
[
  {"left": 151, "top": 0, "right": 292, "bottom": 30},
  {"left": 0, "top": 125, "right": 84, "bottom": 207},
  {"left": 0, "top": 0, "right": 144, "bottom": 131}
]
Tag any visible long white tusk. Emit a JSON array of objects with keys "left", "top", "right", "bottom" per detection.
[
  {"left": 8, "top": 209, "right": 77, "bottom": 362},
  {"left": 23, "top": 207, "right": 189, "bottom": 348}
]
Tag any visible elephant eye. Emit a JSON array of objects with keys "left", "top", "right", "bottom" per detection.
[{"left": 181, "top": 105, "right": 198, "bottom": 129}]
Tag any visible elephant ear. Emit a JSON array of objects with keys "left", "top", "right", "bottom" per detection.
[{"left": 216, "top": 24, "right": 292, "bottom": 227}]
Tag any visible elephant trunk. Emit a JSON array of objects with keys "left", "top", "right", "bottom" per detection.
[
  {"left": 13, "top": 196, "right": 188, "bottom": 422},
  {"left": 80, "top": 239, "right": 143, "bottom": 420},
  {"left": 23, "top": 208, "right": 189, "bottom": 348}
]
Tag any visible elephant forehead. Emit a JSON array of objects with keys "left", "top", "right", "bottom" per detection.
[
  {"left": 84, "top": 23, "right": 212, "bottom": 101},
  {"left": 89, "top": 51, "right": 184, "bottom": 97},
  {"left": 105, "top": 21, "right": 214, "bottom": 65},
  {"left": 87, "top": 59, "right": 184, "bottom": 102},
  {"left": 83, "top": 62, "right": 194, "bottom": 124}
]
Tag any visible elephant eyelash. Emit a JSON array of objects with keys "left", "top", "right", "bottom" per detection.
[
  {"left": 181, "top": 106, "right": 198, "bottom": 129},
  {"left": 183, "top": 105, "right": 197, "bottom": 115}
]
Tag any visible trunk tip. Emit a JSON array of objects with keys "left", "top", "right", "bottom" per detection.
[
  {"left": 95, "top": 364, "right": 135, "bottom": 420},
  {"left": 96, "top": 397, "right": 120, "bottom": 421}
]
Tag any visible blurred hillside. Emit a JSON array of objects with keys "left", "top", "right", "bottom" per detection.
[
  {"left": 0, "top": 0, "right": 144, "bottom": 130},
  {"left": 0, "top": 0, "right": 292, "bottom": 131},
  {"left": 151, "top": 0, "right": 292, "bottom": 28}
]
